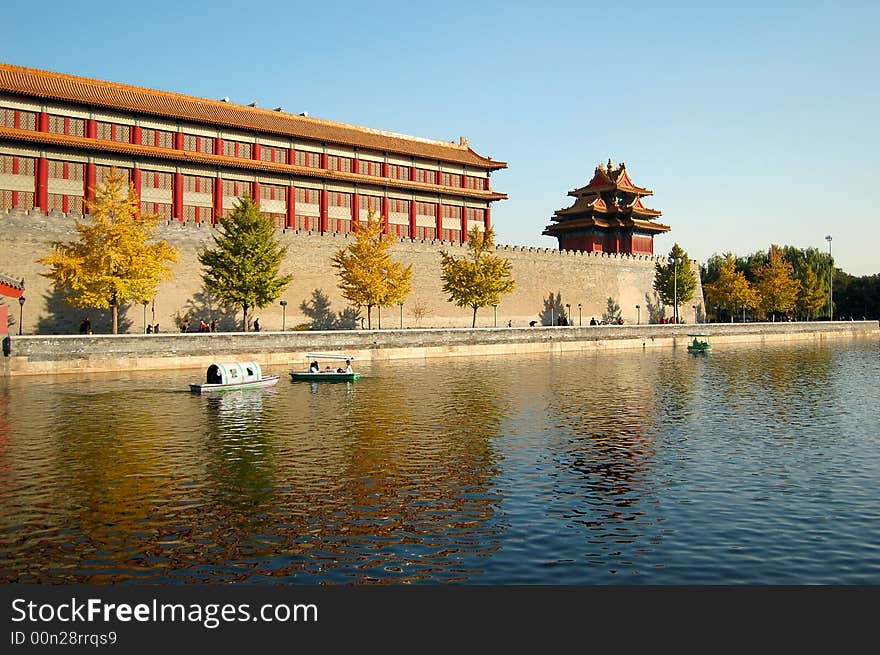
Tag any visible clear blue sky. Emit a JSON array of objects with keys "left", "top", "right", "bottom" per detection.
[{"left": 3, "top": 0, "right": 877, "bottom": 274}]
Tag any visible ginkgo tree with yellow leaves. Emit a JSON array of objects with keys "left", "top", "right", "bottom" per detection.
[
  {"left": 753, "top": 244, "right": 800, "bottom": 320},
  {"left": 331, "top": 210, "right": 412, "bottom": 329},
  {"left": 440, "top": 225, "right": 515, "bottom": 327},
  {"left": 703, "top": 252, "right": 758, "bottom": 322},
  {"left": 39, "top": 168, "right": 178, "bottom": 334}
]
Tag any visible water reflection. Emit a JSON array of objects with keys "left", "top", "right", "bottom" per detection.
[{"left": 1, "top": 339, "right": 879, "bottom": 584}]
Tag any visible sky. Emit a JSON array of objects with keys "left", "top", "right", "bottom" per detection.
[{"left": 2, "top": 0, "right": 877, "bottom": 275}]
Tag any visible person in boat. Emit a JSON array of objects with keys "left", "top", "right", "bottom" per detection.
[
  {"left": 336, "top": 359, "right": 353, "bottom": 374},
  {"left": 309, "top": 360, "right": 320, "bottom": 373},
  {"left": 693, "top": 338, "right": 700, "bottom": 348}
]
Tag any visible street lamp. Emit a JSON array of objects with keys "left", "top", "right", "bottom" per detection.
[
  {"left": 280, "top": 300, "right": 287, "bottom": 331},
  {"left": 565, "top": 303, "right": 571, "bottom": 326},
  {"left": 825, "top": 235, "right": 833, "bottom": 321},
  {"left": 142, "top": 299, "right": 149, "bottom": 333},
  {"left": 17, "top": 296, "right": 25, "bottom": 335},
  {"left": 636, "top": 304, "right": 640, "bottom": 325},
  {"left": 692, "top": 305, "right": 698, "bottom": 324},
  {"left": 399, "top": 302, "right": 404, "bottom": 329},
  {"left": 578, "top": 303, "right": 582, "bottom": 326},
  {"left": 493, "top": 303, "right": 498, "bottom": 327},
  {"left": 672, "top": 257, "right": 682, "bottom": 324}
]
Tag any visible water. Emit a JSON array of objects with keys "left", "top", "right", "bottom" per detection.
[{"left": 1, "top": 339, "right": 878, "bottom": 584}]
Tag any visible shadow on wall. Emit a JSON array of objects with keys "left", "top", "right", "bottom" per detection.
[
  {"left": 182, "top": 288, "right": 241, "bottom": 332},
  {"left": 645, "top": 291, "right": 666, "bottom": 324},
  {"left": 36, "top": 286, "right": 133, "bottom": 334},
  {"left": 539, "top": 291, "right": 566, "bottom": 326},
  {"left": 300, "top": 289, "right": 361, "bottom": 330}
]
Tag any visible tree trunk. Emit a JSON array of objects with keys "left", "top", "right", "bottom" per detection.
[
  {"left": 242, "top": 304, "right": 249, "bottom": 332},
  {"left": 367, "top": 305, "right": 372, "bottom": 330},
  {"left": 112, "top": 303, "right": 118, "bottom": 335},
  {"left": 472, "top": 305, "right": 478, "bottom": 328}
]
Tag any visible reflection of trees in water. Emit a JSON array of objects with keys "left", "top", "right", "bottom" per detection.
[{"left": 2, "top": 387, "right": 171, "bottom": 582}]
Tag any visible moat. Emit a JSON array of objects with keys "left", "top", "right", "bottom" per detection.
[{"left": 1, "top": 338, "right": 878, "bottom": 584}]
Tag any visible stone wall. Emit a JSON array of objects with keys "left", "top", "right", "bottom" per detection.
[
  {"left": 2, "top": 321, "right": 876, "bottom": 377},
  {"left": 2, "top": 208, "right": 703, "bottom": 334}
]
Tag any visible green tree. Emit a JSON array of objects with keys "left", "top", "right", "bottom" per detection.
[
  {"left": 704, "top": 252, "right": 758, "bottom": 322},
  {"left": 198, "top": 194, "right": 292, "bottom": 331},
  {"left": 653, "top": 243, "right": 697, "bottom": 322},
  {"left": 331, "top": 210, "right": 412, "bottom": 329},
  {"left": 753, "top": 244, "right": 800, "bottom": 320},
  {"left": 440, "top": 225, "right": 515, "bottom": 327},
  {"left": 796, "top": 263, "right": 826, "bottom": 320},
  {"left": 602, "top": 297, "right": 621, "bottom": 323},
  {"left": 39, "top": 168, "right": 178, "bottom": 334}
]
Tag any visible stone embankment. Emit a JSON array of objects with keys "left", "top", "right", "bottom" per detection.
[{"left": 1, "top": 321, "right": 877, "bottom": 377}]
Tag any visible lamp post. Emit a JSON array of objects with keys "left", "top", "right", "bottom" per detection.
[
  {"left": 280, "top": 300, "right": 287, "bottom": 331},
  {"left": 565, "top": 303, "right": 571, "bottom": 326},
  {"left": 399, "top": 302, "right": 404, "bottom": 329},
  {"left": 151, "top": 297, "right": 156, "bottom": 328},
  {"left": 142, "top": 299, "right": 149, "bottom": 333},
  {"left": 692, "top": 305, "right": 698, "bottom": 324},
  {"left": 825, "top": 235, "right": 833, "bottom": 321},
  {"left": 578, "top": 303, "right": 582, "bottom": 326},
  {"left": 673, "top": 257, "right": 681, "bottom": 324},
  {"left": 18, "top": 296, "right": 25, "bottom": 335},
  {"left": 493, "top": 303, "right": 498, "bottom": 327},
  {"left": 636, "top": 304, "right": 640, "bottom": 325}
]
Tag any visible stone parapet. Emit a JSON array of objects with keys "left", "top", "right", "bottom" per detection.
[{"left": 3, "top": 321, "right": 876, "bottom": 377}]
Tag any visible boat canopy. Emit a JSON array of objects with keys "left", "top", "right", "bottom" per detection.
[
  {"left": 205, "top": 361, "right": 263, "bottom": 385},
  {"left": 305, "top": 352, "right": 355, "bottom": 360},
  {"left": 686, "top": 333, "right": 711, "bottom": 338}
]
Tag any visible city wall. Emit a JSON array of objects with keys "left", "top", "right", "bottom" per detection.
[
  {"left": 1, "top": 208, "right": 702, "bottom": 335},
  {"left": 1, "top": 321, "right": 876, "bottom": 377}
]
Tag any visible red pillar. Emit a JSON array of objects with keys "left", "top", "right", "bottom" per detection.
[
  {"left": 320, "top": 152, "right": 328, "bottom": 170},
  {"left": 173, "top": 132, "right": 183, "bottom": 150},
  {"left": 131, "top": 167, "right": 142, "bottom": 205},
  {"left": 253, "top": 143, "right": 261, "bottom": 162},
  {"left": 382, "top": 162, "right": 389, "bottom": 178},
  {"left": 252, "top": 181, "right": 261, "bottom": 207},
  {"left": 409, "top": 165, "right": 417, "bottom": 182},
  {"left": 86, "top": 119, "right": 97, "bottom": 139},
  {"left": 460, "top": 207, "right": 468, "bottom": 243},
  {"left": 352, "top": 192, "right": 360, "bottom": 227},
  {"left": 435, "top": 201, "right": 443, "bottom": 240},
  {"left": 286, "top": 185, "right": 295, "bottom": 228},
  {"left": 484, "top": 175, "right": 490, "bottom": 191},
  {"left": 214, "top": 137, "right": 223, "bottom": 156},
  {"left": 36, "top": 156, "right": 48, "bottom": 213},
  {"left": 320, "top": 189, "right": 328, "bottom": 233},
  {"left": 409, "top": 199, "right": 416, "bottom": 238},
  {"left": 10, "top": 156, "right": 18, "bottom": 207},
  {"left": 485, "top": 206, "right": 491, "bottom": 231},
  {"left": 213, "top": 177, "right": 223, "bottom": 224},
  {"left": 173, "top": 172, "right": 183, "bottom": 221},
  {"left": 85, "top": 162, "right": 96, "bottom": 212},
  {"left": 353, "top": 157, "right": 360, "bottom": 175},
  {"left": 131, "top": 125, "right": 142, "bottom": 145},
  {"left": 381, "top": 196, "right": 389, "bottom": 235},
  {"left": 38, "top": 112, "right": 48, "bottom": 132}
]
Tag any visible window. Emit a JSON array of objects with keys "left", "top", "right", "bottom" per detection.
[
  {"left": 388, "top": 164, "right": 410, "bottom": 180},
  {"left": 440, "top": 172, "right": 462, "bottom": 188},
  {"left": 295, "top": 150, "right": 321, "bottom": 168},
  {"left": 465, "top": 175, "right": 485, "bottom": 190},
  {"left": 0, "top": 155, "right": 35, "bottom": 210},
  {"left": 141, "top": 128, "right": 174, "bottom": 149},
  {"left": 357, "top": 160, "right": 382, "bottom": 176},
  {"left": 0, "top": 108, "right": 37, "bottom": 130},
  {"left": 327, "top": 155, "right": 353, "bottom": 173},
  {"left": 414, "top": 168, "right": 437, "bottom": 185},
  {"left": 259, "top": 145, "right": 288, "bottom": 164},
  {"left": 46, "top": 160, "right": 84, "bottom": 214},
  {"left": 223, "top": 140, "right": 253, "bottom": 159},
  {"left": 182, "top": 134, "right": 214, "bottom": 154},
  {"left": 96, "top": 122, "right": 131, "bottom": 143},
  {"left": 47, "top": 115, "right": 85, "bottom": 137}
]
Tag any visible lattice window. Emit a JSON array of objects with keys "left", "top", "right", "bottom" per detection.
[
  {"left": 414, "top": 226, "right": 436, "bottom": 240},
  {"left": 295, "top": 187, "right": 320, "bottom": 204},
  {"left": 1, "top": 108, "right": 37, "bottom": 130},
  {"left": 464, "top": 176, "right": 485, "bottom": 190},
  {"left": 295, "top": 150, "right": 321, "bottom": 168},
  {"left": 441, "top": 228, "right": 461, "bottom": 242},
  {"left": 259, "top": 146, "right": 287, "bottom": 164},
  {"left": 183, "top": 175, "right": 212, "bottom": 193},
  {"left": 182, "top": 134, "right": 213, "bottom": 154},
  {"left": 359, "top": 195, "right": 382, "bottom": 214},
  {"left": 96, "top": 122, "right": 131, "bottom": 143},
  {"left": 415, "top": 201, "right": 436, "bottom": 216},
  {"left": 388, "top": 198, "right": 409, "bottom": 213},
  {"left": 440, "top": 172, "right": 462, "bottom": 187},
  {"left": 141, "top": 128, "right": 174, "bottom": 148},
  {"left": 442, "top": 205, "right": 462, "bottom": 220},
  {"left": 48, "top": 115, "right": 85, "bottom": 137},
  {"left": 0, "top": 155, "right": 35, "bottom": 210},
  {"left": 223, "top": 140, "right": 252, "bottom": 159},
  {"left": 357, "top": 160, "right": 383, "bottom": 176},
  {"left": 465, "top": 207, "right": 485, "bottom": 222},
  {"left": 140, "top": 202, "right": 172, "bottom": 219},
  {"left": 327, "top": 155, "right": 353, "bottom": 173},
  {"left": 388, "top": 164, "right": 410, "bottom": 180},
  {"left": 328, "top": 191, "right": 352, "bottom": 208},
  {"left": 0, "top": 155, "right": 35, "bottom": 175},
  {"left": 415, "top": 168, "right": 437, "bottom": 185}
]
